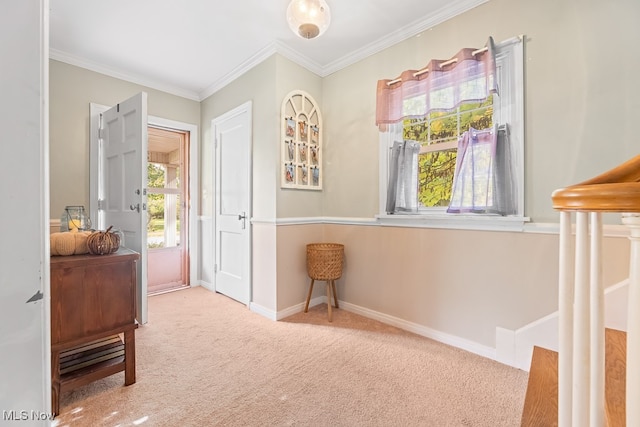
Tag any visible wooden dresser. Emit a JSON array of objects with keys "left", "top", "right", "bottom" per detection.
[{"left": 50, "top": 248, "right": 139, "bottom": 415}]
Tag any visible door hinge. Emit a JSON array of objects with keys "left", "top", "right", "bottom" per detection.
[
  {"left": 214, "top": 264, "right": 218, "bottom": 273},
  {"left": 97, "top": 199, "right": 105, "bottom": 210},
  {"left": 98, "top": 113, "right": 104, "bottom": 139}
]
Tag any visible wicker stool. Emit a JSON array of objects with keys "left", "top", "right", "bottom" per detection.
[{"left": 304, "top": 243, "right": 344, "bottom": 322}]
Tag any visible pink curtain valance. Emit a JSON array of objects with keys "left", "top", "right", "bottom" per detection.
[{"left": 376, "top": 37, "right": 498, "bottom": 129}]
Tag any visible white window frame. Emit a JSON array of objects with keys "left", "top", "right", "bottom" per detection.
[{"left": 377, "top": 35, "right": 528, "bottom": 231}]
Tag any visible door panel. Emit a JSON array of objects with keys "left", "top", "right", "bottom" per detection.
[
  {"left": 214, "top": 102, "right": 252, "bottom": 305},
  {"left": 101, "top": 92, "right": 149, "bottom": 324},
  {"left": 220, "top": 230, "right": 242, "bottom": 277},
  {"left": 147, "top": 249, "right": 183, "bottom": 286}
]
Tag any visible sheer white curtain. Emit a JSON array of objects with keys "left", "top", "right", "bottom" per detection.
[
  {"left": 447, "top": 125, "right": 516, "bottom": 215},
  {"left": 376, "top": 37, "right": 500, "bottom": 215},
  {"left": 386, "top": 140, "right": 420, "bottom": 213}
]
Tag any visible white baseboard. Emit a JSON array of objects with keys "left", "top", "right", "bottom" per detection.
[
  {"left": 339, "top": 301, "right": 497, "bottom": 361},
  {"left": 495, "top": 327, "right": 516, "bottom": 367},
  {"left": 272, "top": 296, "right": 497, "bottom": 363},
  {"left": 199, "top": 281, "right": 214, "bottom": 292},
  {"left": 276, "top": 296, "right": 325, "bottom": 320},
  {"left": 250, "top": 302, "right": 277, "bottom": 320},
  {"left": 251, "top": 296, "right": 326, "bottom": 321}
]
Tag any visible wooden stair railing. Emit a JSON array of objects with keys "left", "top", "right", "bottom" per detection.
[{"left": 550, "top": 154, "right": 640, "bottom": 427}]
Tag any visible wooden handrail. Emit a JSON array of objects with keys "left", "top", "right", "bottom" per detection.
[
  {"left": 551, "top": 153, "right": 640, "bottom": 426},
  {"left": 552, "top": 154, "right": 640, "bottom": 212}
]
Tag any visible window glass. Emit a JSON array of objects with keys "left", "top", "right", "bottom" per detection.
[
  {"left": 404, "top": 97, "right": 493, "bottom": 208},
  {"left": 148, "top": 163, "right": 165, "bottom": 188},
  {"left": 379, "top": 37, "right": 524, "bottom": 225},
  {"left": 147, "top": 162, "right": 181, "bottom": 249}
]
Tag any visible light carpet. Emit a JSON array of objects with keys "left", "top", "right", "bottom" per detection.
[{"left": 53, "top": 286, "right": 528, "bottom": 426}]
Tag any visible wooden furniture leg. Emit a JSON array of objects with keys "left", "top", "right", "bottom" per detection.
[
  {"left": 326, "top": 281, "right": 333, "bottom": 322},
  {"left": 331, "top": 279, "right": 339, "bottom": 308},
  {"left": 124, "top": 329, "right": 136, "bottom": 386},
  {"left": 304, "top": 278, "right": 315, "bottom": 313},
  {"left": 51, "top": 349, "right": 60, "bottom": 416}
]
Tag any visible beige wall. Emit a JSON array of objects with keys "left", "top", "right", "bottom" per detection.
[
  {"left": 273, "top": 0, "right": 639, "bottom": 348},
  {"left": 276, "top": 223, "right": 324, "bottom": 310},
  {"left": 321, "top": 0, "right": 640, "bottom": 222},
  {"left": 276, "top": 223, "right": 630, "bottom": 348},
  {"left": 275, "top": 55, "right": 324, "bottom": 219},
  {"left": 49, "top": 60, "right": 200, "bottom": 218}
]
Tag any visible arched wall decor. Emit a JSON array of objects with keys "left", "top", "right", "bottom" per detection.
[{"left": 281, "top": 90, "right": 322, "bottom": 190}]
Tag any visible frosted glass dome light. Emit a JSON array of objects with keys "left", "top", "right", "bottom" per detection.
[{"left": 287, "top": 0, "right": 331, "bottom": 39}]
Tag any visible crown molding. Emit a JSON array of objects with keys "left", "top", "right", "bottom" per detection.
[
  {"left": 52, "top": 0, "right": 488, "bottom": 101},
  {"left": 198, "top": 41, "right": 325, "bottom": 101},
  {"left": 199, "top": 43, "right": 277, "bottom": 101},
  {"left": 49, "top": 48, "right": 201, "bottom": 101},
  {"left": 199, "top": 0, "right": 488, "bottom": 96},
  {"left": 273, "top": 41, "right": 325, "bottom": 76},
  {"left": 320, "top": 0, "right": 489, "bottom": 76}
]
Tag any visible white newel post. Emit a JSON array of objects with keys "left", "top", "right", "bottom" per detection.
[{"left": 623, "top": 213, "right": 640, "bottom": 427}]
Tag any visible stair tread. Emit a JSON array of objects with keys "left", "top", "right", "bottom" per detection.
[
  {"left": 605, "top": 328, "right": 626, "bottom": 427},
  {"left": 521, "top": 328, "right": 626, "bottom": 427},
  {"left": 521, "top": 346, "right": 558, "bottom": 427}
]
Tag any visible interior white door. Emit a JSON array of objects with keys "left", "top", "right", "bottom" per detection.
[
  {"left": 100, "top": 92, "right": 149, "bottom": 324},
  {"left": 213, "top": 102, "right": 252, "bottom": 305}
]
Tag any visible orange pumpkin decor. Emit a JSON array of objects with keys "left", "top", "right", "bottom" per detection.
[
  {"left": 87, "top": 226, "right": 121, "bottom": 255},
  {"left": 50, "top": 230, "right": 92, "bottom": 256}
]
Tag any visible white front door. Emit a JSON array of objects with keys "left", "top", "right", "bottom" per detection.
[
  {"left": 100, "top": 92, "right": 149, "bottom": 324},
  {"left": 213, "top": 102, "right": 252, "bottom": 305}
]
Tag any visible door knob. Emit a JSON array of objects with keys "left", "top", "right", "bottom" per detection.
[
  {"left": 238, "top": 212, "right": 247, "bottom": 229},
  {"left": 130, "top": 204, "right": 140, "bottom": 212}
]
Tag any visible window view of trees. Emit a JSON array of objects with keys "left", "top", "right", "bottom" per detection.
[
  {"left": 147, "top": 163, "right": 181, "bottom": 248},
  {"left": 403, "top": 96, "right": 493, "bottom": 207},
  {"left": 147, "top": 163, "right": 166, "bottom": 248}
]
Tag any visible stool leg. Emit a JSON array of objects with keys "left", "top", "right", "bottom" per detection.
[
  {"left": 331, "top": 279, "right": 339, "bottom": 308},
  {"left": 304, "top": 279, "right": 315, "bottom": 313},
  {"left": 326, "top": 281, "right": 333, "bottom": 322}
]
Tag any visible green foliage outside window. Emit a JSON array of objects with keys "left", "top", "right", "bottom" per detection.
[
  {"left": 147, "top": 163, "right": 181, "bottom": 248},
  {"left": 147, "top": 163, "right": 165, "bottom": 222},
  {"left": 403, "top": 96, "right": 494, "bottom": 208}
]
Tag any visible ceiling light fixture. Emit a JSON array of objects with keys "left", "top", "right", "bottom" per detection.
[{"left": 286, "top": 0, "right": 331, "bottom": 39}]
